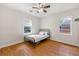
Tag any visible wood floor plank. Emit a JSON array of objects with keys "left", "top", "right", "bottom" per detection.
[{"left": 0, "top": 39, "right": 79, "bottom": 56}]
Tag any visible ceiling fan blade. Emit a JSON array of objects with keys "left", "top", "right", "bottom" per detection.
[
  {"left": 37, "top": 11, "right": 39, "bottom": 13},
  {"left": 29, "top": 10, "right": 32, "bottom": 12},
  {"left": 43, "top": 9, "right": 47, "bottom": 13},
  {"left": 38, "top": 3, "right": 41, "bottom": 6},
  {"left": 38, "top": 3, "right": 41, "bottom": 5},
  {"left": 32, "top": 7, "right": 39, "bottom": 9},
  {"left": 44, "top": 5, "right": 50, "bottom": 8}
]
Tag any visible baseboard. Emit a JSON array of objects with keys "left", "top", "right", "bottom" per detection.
[
  {"left": 0, "top": 40, "right": 24, "bottom": 48},
  {"left": 50, "top": 38, "right": 79, "bottom": 48}
]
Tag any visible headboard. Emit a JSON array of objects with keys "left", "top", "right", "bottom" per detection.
[{"left": 39, "top": 29, "right": 50, "bottom": 35}]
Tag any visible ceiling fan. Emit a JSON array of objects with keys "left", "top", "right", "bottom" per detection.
[{"left": 30, "top": 3, "right": 50, "bottom": 13}]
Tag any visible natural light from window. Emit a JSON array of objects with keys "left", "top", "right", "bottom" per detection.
[{"left": 59, "top": 17, "right": 72, "bottom": 34}]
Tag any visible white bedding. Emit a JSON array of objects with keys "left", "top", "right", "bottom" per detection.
[{"left": 25, "top": 34, "right": 49, "bottom": 43}]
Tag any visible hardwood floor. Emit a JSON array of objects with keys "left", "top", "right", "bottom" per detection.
[{"left": 0, "top": 39, "right": 79, "bottom": 56}]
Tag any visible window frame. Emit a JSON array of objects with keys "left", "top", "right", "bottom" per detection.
[
  {"left": 24, "top": 26, "right": 32, "bottom": 33},
  {"left": 59, "top": 17, "right": 72, "bottom": 35},
  {"left": 24, "top": 20, "right": 32, "bottom": 35}
]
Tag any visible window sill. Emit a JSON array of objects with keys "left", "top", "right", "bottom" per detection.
[
  {"left": 24, "top": 32, "right": 32, "bottom": 35},
  {"left": 58, "top": 32, "right": 72, "bottom": 35}
]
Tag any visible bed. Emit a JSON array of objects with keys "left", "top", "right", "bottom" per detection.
[{"left": 24, "top": 29, "right": 50, "bottom": 48}]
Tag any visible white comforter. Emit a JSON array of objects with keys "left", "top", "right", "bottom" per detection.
[{"left": 25, "top": 34, "right": 49, "bottom": 43}]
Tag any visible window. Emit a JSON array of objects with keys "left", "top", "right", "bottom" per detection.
[
  {"left": 24, "top": 20, "right": 32, "bottom": 34},
  {"left": 59, "top": 17, "right": 72, "bottom": 34},
  {"left": 24, "top": 26, "right": 31, "bottom": 33}
]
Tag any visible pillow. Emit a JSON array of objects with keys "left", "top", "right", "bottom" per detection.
[
  {"left": 39, "top": 32, "right": 44, "bottom": 35},
  {"left": 39, "top": 31, "right": 48, "bottom": 35},
  {"left": 44, "top": 32, "right": 48, "bottom": 35}
]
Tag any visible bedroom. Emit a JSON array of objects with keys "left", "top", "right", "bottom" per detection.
[{"left": 0, "top": 3, "right": 79, "bottom": 56}]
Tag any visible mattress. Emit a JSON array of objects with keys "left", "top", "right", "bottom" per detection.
[{"left": 25, "top": 34, "right": 49, "bottom": 43}]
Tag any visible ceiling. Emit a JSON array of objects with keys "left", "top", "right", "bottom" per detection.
[{"left": 1, "top": 3, "right": 79, "bottom": 18}]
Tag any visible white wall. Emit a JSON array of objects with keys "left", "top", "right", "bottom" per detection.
[
  {"left": 0, "top": 5, "right": 40, "bottom": 48},
  {"left": 41, "top": 7, "right": 79, "bottom": 46},
  {"left": 23, "top": 12, "right": 40, "bottom": 34},
  {"left": 0, "top": 4, "right": 79, "bottom": 48}
]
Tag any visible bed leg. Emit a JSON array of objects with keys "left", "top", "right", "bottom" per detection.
[
  {"left": 49, "top": 37, "right": 50, "bottom": 40},
  {"left": 33, "top": 40, "right": 36, "bottom": 48},
  {"left": 48, "top": 37, "right": 50, "bottom": 40},
  {"left": 33, "top": 43, "right": 36, "bottom": 48}
]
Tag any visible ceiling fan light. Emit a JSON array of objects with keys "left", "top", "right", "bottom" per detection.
[
  {"left": 40, "top": 9, "right": 43, "bottom": 12},
  {"left": 39, "top": 9, "right": 43, "bottom": 12},
  {"left": 31, "top": 3, "right": 50, "bottom": 13}
]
